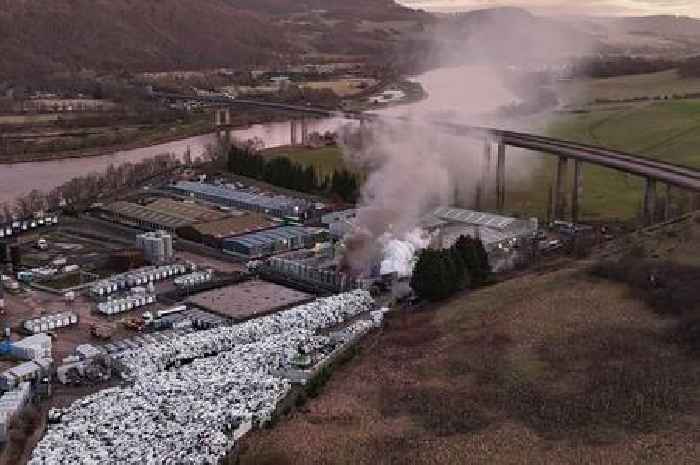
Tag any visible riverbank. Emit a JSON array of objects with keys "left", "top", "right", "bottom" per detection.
[{"left": 0, "top": 113, "right": 291, "bottom": 165}]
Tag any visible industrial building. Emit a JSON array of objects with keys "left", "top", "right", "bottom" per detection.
[
  {"left": 136, "top": 231, "right": 174, "bottom": 264},
  {"left": 260, "top": 246, "right": 356, "bottom": 293},
  {"left": 421, "top": 206, "right": 539, "bottom": 272},
  {"left": 102, "top": 198, "right": 229, "bottom": 233},
  {"left": 176, "top": 213, "right": 275, "bottom": 247},
  {"left": 321, "top": 209, "right": 357, "bottom": 240},
  {"left": 171, "top": 181, "right": 310, "bottom": 218},
  {"left": 222, "top": 226, "right": 326, "bottom": 259},
  {"left": 423, "top": 206, "right": 537, "bottom": 251}
]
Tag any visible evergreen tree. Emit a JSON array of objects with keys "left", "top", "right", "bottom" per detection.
[
  {"left": 411, "top": 250, "right": 453, "bottom": 301},
  {"left": 453, "top": 235, "right": 490, "bottom": 287}
]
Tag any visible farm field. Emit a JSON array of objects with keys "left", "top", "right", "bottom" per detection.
[
  {"left": 240, "top": 213, "right": 700, "bottom": 465},
  {"left": 506, "top": 93, "right": 700, "bottom": 221},
  {"left": 300, "top": 78, "right": 377, "bottom": 97},
  {"left": 555, "top": 69, "right": 700, "bottom": 106},
  {"left": 262, "top": 146, "right": 346, "bottom": 176}
]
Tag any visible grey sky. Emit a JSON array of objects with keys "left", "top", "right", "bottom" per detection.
[{"left": 396, "top": 0, "right": 700, "bottom": 16}]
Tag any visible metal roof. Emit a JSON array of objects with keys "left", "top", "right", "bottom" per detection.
[
  {"left": 224, "top": 226, "right": 314, "bottom": 248},
  {"left": 431, "top": 206, "right": 518, "bottom": 230},
  {"left": 106, "top": 201, "right": 194, "bottom": 229},
  {"left": 173, "top": 181, "right": 309, "bottom": 212}
]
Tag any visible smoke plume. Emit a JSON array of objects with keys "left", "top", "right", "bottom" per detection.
[{"left": 339, "top": 8, "right": 596, "bottom": 275}]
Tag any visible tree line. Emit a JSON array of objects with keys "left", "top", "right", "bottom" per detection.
[
  {"left": 570, "top": 57, "right": 675, "bottom": 79},
  {"left": 227, "top": 144, "right": 360, "bottom": 203},
  {"left": 0, "top": 153, "right": 182, "bottom": 223},
  {"left": 411, "top": 235, "right": 490, "bottom": 302}
]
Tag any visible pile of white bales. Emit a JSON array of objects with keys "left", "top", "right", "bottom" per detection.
[{"left": 29, "top": 290, "right": 375, "bottom": 465}]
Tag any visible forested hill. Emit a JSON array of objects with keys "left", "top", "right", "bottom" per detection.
[{"left": 0, "top": 0, "right": 428, "bottom": 80}]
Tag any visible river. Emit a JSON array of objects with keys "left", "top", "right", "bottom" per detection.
[{"left": 0, "top": 65, "right": 518, "bottom": 205}]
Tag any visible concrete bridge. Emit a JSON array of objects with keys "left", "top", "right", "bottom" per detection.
[{"left": 155, "top": 93, "right": 700, "bottom": 225}]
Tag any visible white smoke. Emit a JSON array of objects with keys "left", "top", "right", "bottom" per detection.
[
  {"left": 379, "top": 228, "right": 432, "bottom": 277},
  {"left": 339, "top": 9, "right": 597, "bottom": 275}
]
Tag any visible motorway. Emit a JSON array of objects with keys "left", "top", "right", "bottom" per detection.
[
  {"left": 158, "top": 92, "right": 700, "bottom": 192},
  {"left": 437, "top": 123, "right": 700, "bottom": 192}
]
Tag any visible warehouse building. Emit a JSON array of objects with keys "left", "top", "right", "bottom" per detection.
[
  {"left": 102, "top": 199, "right": 229, "bottom": 234},
  {"left": 176, "top": 213, "right": 275, "bottom": 247},
  {"left": 422, "top": 207, "right": 537, "bottom": 251},
  {"left": 136, "top": 231, "right": 174, "bottom": 264},
  {"left": 172, "top": 181, "right": 310, "bottom": 218},
  {"left": 321, "top": 209, "right": 357, "bottom": 240},
  {"left": 222, "top": 226, "right": 326, "bottom": 259},
  {"left": 103, "top": 201, "right": 193, "bottom": 233}
]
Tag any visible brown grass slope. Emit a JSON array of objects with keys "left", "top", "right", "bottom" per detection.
[
  {"left": 240, "top": 213, "right": 700, "bottom": 465},
  {"left": 0, "top": 0, "right": 428, "bottom": 80},
  {"left": 0, "top": 0, "right": 298, "bottom": 79}
]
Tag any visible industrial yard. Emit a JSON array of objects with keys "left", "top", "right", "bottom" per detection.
[{"left": 0, "top": 157, "right": 611, "bottom": 465}]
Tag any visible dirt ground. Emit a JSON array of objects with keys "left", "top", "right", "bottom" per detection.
[
  {"left": 186, "top": 279, "right": 312, "bottom": 321},
  {"left": 240, "top": 215, "right": 700, "bottom": 465},
  {"left": 1, "top": 289, "right": 142, "bottom": 363}
]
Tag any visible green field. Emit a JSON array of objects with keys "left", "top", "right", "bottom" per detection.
[
  {"left": 262, "top": 145, "right": 346, "bottom": 176},
  {"left": 261, "top": 77, "right": 700, "bottom": 223},
  {"left": 556, "top": 70, "right": 700, "bottom": 105},
  {"left": 506, "top": 98, "right": 700, "bottom": 221}
]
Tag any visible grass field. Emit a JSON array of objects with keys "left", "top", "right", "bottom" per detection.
[
  {"left": 505, "top": 98, "right": 700, "bottom": 221},
  {"left": 301, "top": 78, "right": 377, "bottom": 97},
  {"left": 556, "top": 70, "right": 700, "bottom": 105},
  {"left": 240, "top": 213, "right": 700, "bottom": 465},
  {"left": 262, "top": 145, "right": 346, "bottom": 176}
]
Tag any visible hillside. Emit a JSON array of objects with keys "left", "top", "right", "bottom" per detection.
[
  {"left": 433, "top": 7, "right": 604, "bottom": 64},
  {"left": 570, "top": 15, "right": 700, "bottom": 57},
  {"left": 4, "top": 3, "right": 700, "bottom": 81},
  {"left": 0, "top": 0, "right": 428, "bottom": 80},
  {"left": 240, "top": 212, "right": 700, "bottom": 465}
]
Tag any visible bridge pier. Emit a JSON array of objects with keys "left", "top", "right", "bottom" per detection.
[
  {"left": 551, "top": 156, "right": 569, "bottom": 220},
  {"left": 301, "top": 119, "right": 309, "bottom": 145},
  {"left": 663, "top": 184, "right": 672, "bottom": 221},
  {"left": 691, "top": 192, "right": 700, "bottom": 213},
  {"left": 643, "top": 178, "right": 657, "bottom": 225},
  {"left": 496, "top": 141, "right": 506, "bottom": 212},
  {"left": 290, "top": 120, "right": 298, "bottom": 146},
  {"left": 476, "top": 139, "right": 492, "bottom": 211},
  {"left": 224, "top": 109, "right": 231, "bottom": 126},
  {"left": 571, "top": 160, "right": 584, "bottom": 223}
]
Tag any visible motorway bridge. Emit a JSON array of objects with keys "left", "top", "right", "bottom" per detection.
[{"left": 157, "top": 93, "right": 700, "bottom": 224}]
